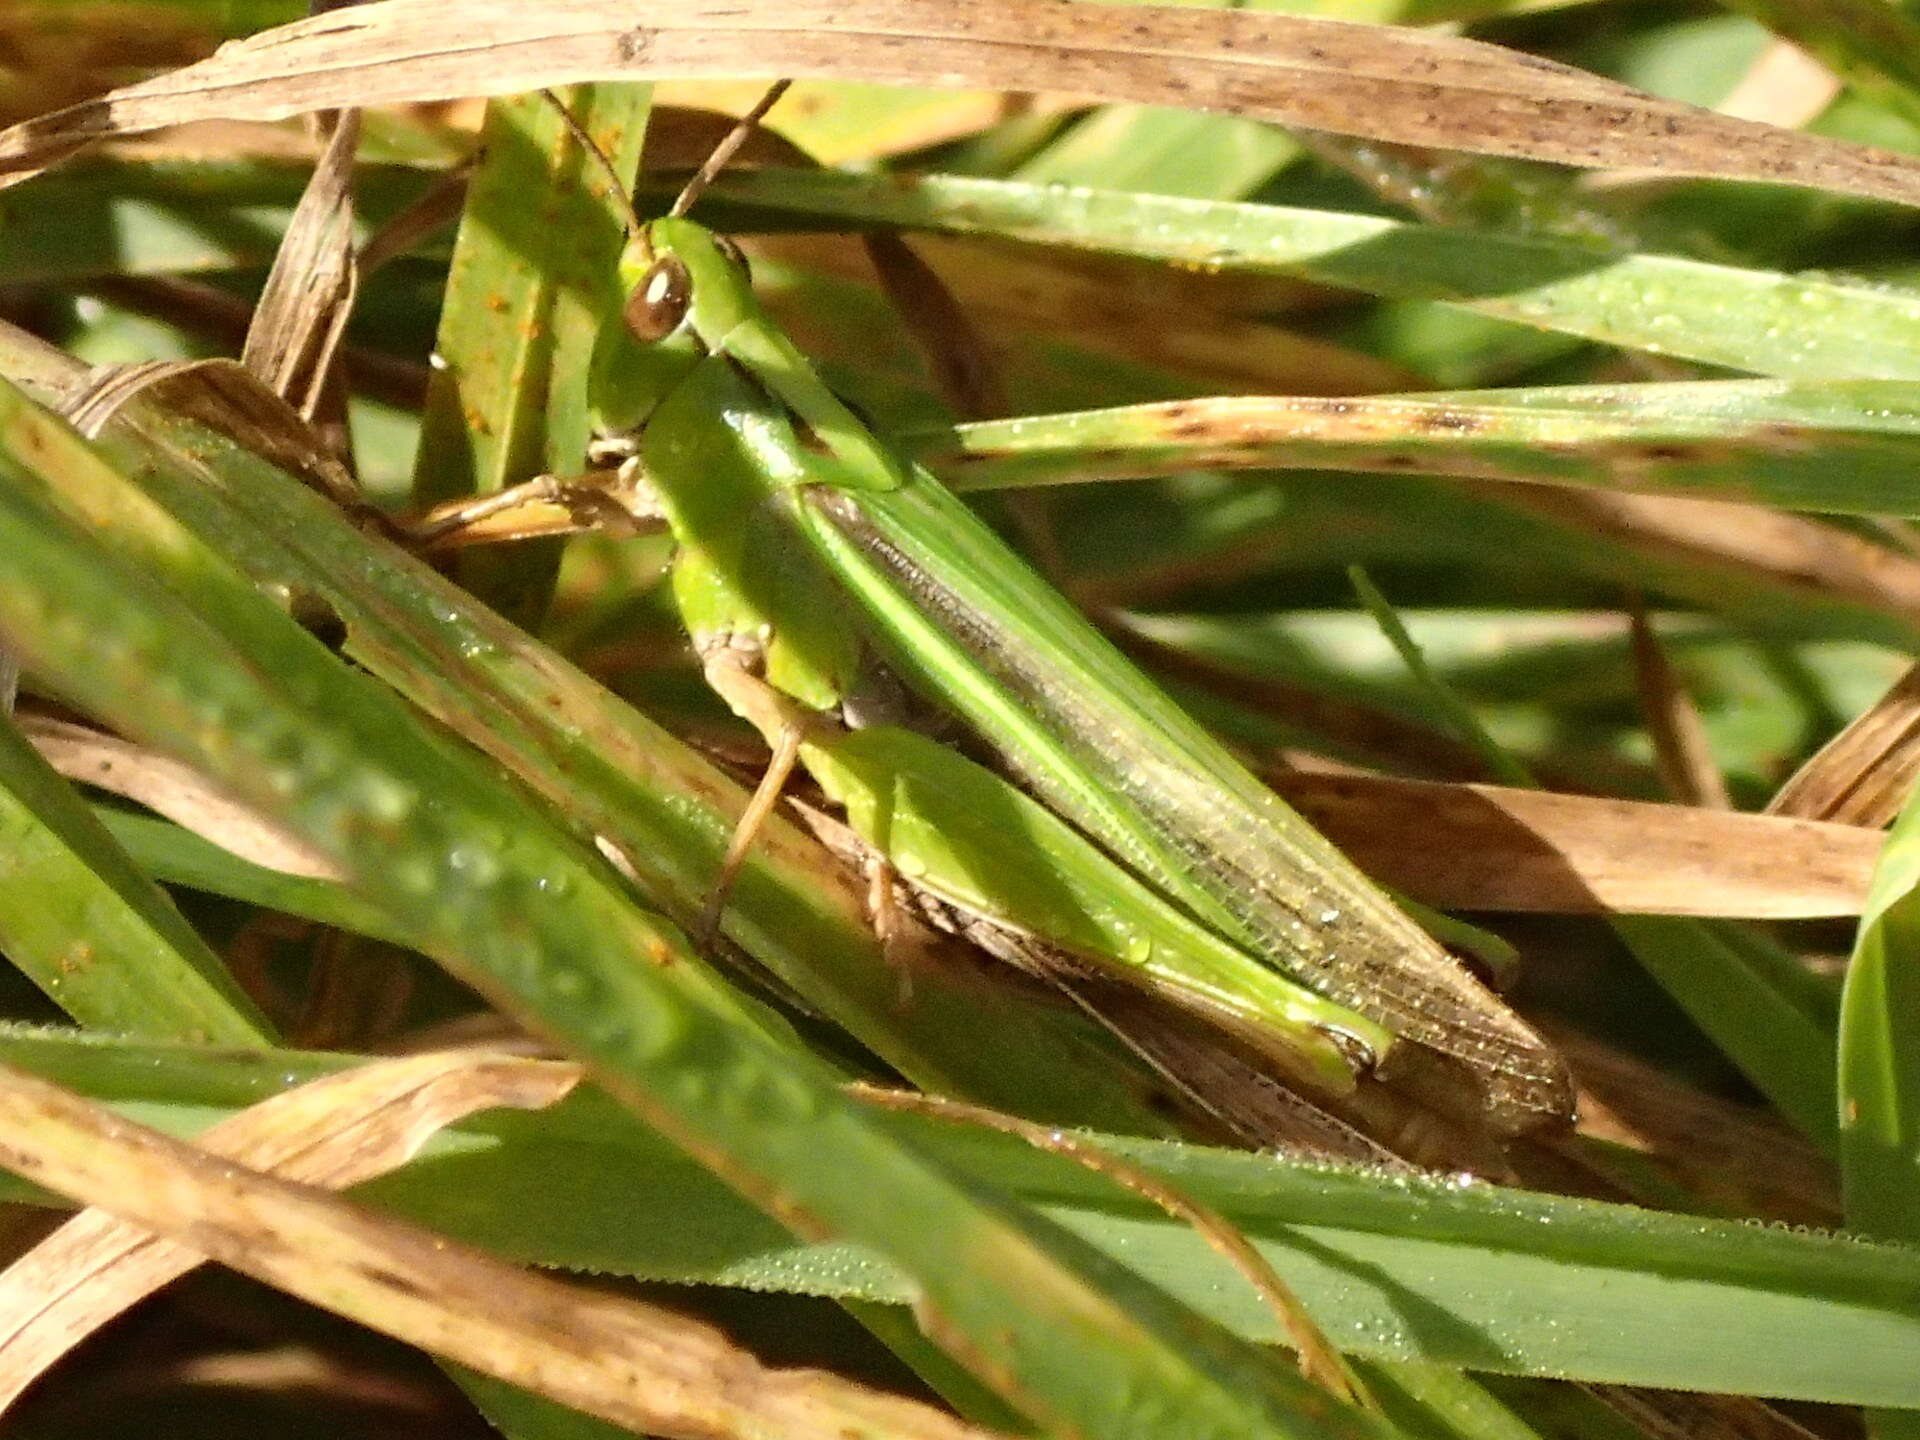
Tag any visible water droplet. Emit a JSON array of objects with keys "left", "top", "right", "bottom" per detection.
[
  {"left": 357, "top": 775, "right": 414, "bottom": 824},
  {"left": 447, "top": 843, "right": 503, "bottom": 886}
]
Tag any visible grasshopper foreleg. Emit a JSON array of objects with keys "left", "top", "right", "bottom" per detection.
[{"left": 400, "top": 463, "right": 663, "bottom": 551}]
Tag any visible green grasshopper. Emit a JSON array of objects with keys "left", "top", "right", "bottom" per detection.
[{"left": 446, "top": 92, "right": 1575, "bottom": 1139}]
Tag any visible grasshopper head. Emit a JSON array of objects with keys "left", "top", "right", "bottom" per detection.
[
  {"left": 589, "top": 227, "right": 706, "bottom": 435},
  {"left": 618, "top": 221, "right": 757, "bottom": 346},
  {"left": 591, "top": 219, "right": 761, "bottom": 434}
]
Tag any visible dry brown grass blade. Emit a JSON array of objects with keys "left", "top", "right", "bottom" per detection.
[
  {"left": 1499, "top": 489, "right": 1920, "bottom": 625},
  {"left": 1767, "top": 659, "right": 1920, "bottom": 825},
  {"left": 1553, "top": 1026, "right": 1835, "bottom": 1224},
  {"left": 17, "top": 712, "right": 343, "bottom": 881},
  {"left": 5, "top": 0, "right": 1920, "bottom": 206},
  {"left": 240, "top": 107, "right": 360, "bottom": 430},
  {"left": 1268, "top": 771, "right": 1882, "bottom": 917},
  {"left": 1592, "top": 1387, "right": 1827, "bottom": 1440},
  {"left": 1713, "top": 40, "right": 1841, "bottom": 131},
  {"left": 60, "top": 357, "right": 362, "bottom": 506},
  {"left": 0, "top": 1052, "right": 577, "bottom": 1412},
  {"left": 0, "top": 1060, "right": 1013, "bottom": 1440},
  {"left": 1626, "top": 602, "right": 1732, "bottom": 810},
  {"left": 755, "top": 233, "right": 1417, "bottom": 397},
  {"left": 1585, "top": 40, "right": 1841, "bottom": 197}
]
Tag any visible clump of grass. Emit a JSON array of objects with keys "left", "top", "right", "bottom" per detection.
[{"left": 0, "top": 3, "right": 1915, "bottom": 1438}]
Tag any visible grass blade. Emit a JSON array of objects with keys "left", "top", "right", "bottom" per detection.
[
  {"left": 415, "top": 83, "right": 648, "bottom": 620},
  {"left": 700, "top": 170, "right": 1920, "bottom": 380},
  {"left": 0, "top": 708, "right": 269, "bottom": 1044},
  {"left": 3, "top": 1028, "right": 1917, "bottom": 1405},
  {"left": 922, "top": 380, "right": 1920, "bottom": 520}
]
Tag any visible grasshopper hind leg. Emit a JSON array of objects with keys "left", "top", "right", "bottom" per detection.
[
  {"left": 694, "top": 644, "right": 831, "bottom": 953},
  {"left": 695, "top": 689, "right": 807, "bottom": 954}
]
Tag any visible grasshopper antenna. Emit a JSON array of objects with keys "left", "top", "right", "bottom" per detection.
[
  {"left": 670, "top": 79, "right": 793, "bottom": 218},
  {"left": 537, "top": 90, "right": 647, "bottom": 242}
]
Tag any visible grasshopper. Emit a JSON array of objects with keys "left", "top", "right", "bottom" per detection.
[{"left": 433, "top": 90, "right": 1574, "bottom": 1141}]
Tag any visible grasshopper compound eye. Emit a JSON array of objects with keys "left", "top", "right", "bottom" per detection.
[{"left": 624, "top": 255, "right": 692, "bottom": 343}]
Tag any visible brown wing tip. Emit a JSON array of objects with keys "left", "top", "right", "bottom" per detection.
[
  {"left": 1376, "top": 1037, "right": 1577, "bottom": 1138},
  {"left": 1482, "top": 1057, "right": 1579, "bottom": 1137}
]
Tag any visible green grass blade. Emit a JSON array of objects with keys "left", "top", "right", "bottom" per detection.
[
  {"left": 1354, "top": 1363, "right": 1546, "bottom": 1440},
  {"left": 1348, "top": 569, "right": 1531, "bottom": 788},
  {"left": 1819, "top": 692, "right": 1920, "bottom": 1432},
  {"left": 694, "top": 170, "right": 1920, "bottom": 380},
  {"left": 1841, "top": 769, "right": 1920, "bottom": 1239},
  {"left": 5, "top": 1027, "right": 1918, "bottom": 1406},
  {"left": 1609, "top": 916, "right": 1838, "bottom": 1150},
  {"left": 0, "top": 708, "right": 270, "bottom": 1044},
  {"left": 449, "top": 1367, "right": 644, "bottom": 1440},
  {"left": 414, "top": 85, "right": 648, "bottom": 621},
  {"left": 921, "top": 380, "right": 1920, "bottom": 518},
  {"left": 93, "top": 805, "right": 416, "bottom": 947}
]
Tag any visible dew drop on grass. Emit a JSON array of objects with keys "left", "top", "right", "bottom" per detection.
[{"left": 446, "top": 843, "right": 503, "bottom": 887}]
